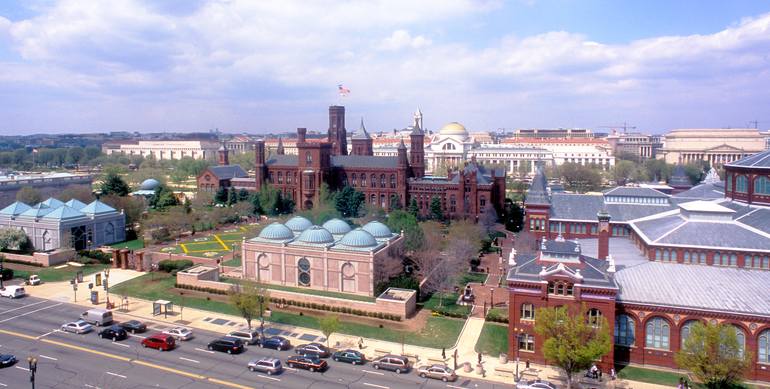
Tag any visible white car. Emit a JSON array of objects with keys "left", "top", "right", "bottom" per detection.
[
  {"left": 162, "top": 327, "right": 193, "bottom": 341},
  {"left": 0, "top": 285, "right": 25, "bottom": 298},
  {"left": 61, "top": 320, "right": 94, "bottom": 334}
]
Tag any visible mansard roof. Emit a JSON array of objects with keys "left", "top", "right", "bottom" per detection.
[
  {"left": 725, "top": 149, "right": 770, "bottom": 170},
  {"left": 207, "top": 165, "right": 248, "bottom": 180},
  {"left": 525, "top": 167, "right": 550, "bottom": 206},
  {"left": 549, "top": 193, "right": 674, "bottom": 222},
  {"left": 507, "top": 253, "right": 617, "bottom": 290}
]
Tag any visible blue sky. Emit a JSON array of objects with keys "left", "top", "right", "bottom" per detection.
[{"left": 0, "top": 0, "right": 769, "bottom": 134}]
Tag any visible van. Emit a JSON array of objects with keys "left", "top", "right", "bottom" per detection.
[
  {"left": 227, "top": 328, "right": 260, "bottom": 345},
  {"left": 0, "top": 285, "right": 25, "bottom": 299},
  {"left": 80, "top": 308, "right": 113, "bottom": 326},
  {"left": 372, "top": 354, "right": 410, "bottom": 373}
]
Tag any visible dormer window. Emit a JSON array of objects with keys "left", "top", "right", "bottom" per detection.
[{"left": 548, "top": 281, "right": 573, "bottom": 296}]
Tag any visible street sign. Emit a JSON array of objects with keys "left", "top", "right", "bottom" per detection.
[{"left": 90, "top": 291, "right": 98, "bottom": 305}]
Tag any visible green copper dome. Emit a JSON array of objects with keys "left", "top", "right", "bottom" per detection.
[
  {"left": 285, "top": 216, "right": 313, "bottom": 232},
  {"left": 362, "top": 221, "right": 392, "bottom": 239},
  {"left": 338, "top": 228, "right": 378, "bottom": 247},
  {"left": 322, "top": 218, "right": 352, "bottom": 235},
  {"left": 296, "top": 226, "right": 334, "bottom": 244},
  {"left": 258, "top": 222, "right": 295, "bottom": 240}
]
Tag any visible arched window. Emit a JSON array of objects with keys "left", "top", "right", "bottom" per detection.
[
  {"left": 390, "top": 174, "right": 396, "bottom": 189},
  {"left": 614, "top": 314, "right": 635, "bottom": 346},
  {"left": 587, "top": 308, "right": 603, "bottom": 327},
  {"left": 380, "top": 174, "right": 386, "bottom": 188},
  {"left": 277, "top": 172, "right": 283, "bottom": 184},
  {"left": 305, "top": 152, "right": 313, "bottom": 166},
  {"left": 351, "top": 173, "right": 357, "bottom": 187},
  {"left": 297, "top": 258, "right": 311, "bottom": 286},
  {"left": 370, "top": 194, "right": 376, "bottom": 204},
  {"left": 370, "top": 174, "right": 376, "bottom": 188},
  {"left": 671, "top": 250, "right": 678, "bottom": 262},
  {"left": 760, "top": 329, "right": 770, "bottom": 363},
  {"left": 521, "top": 303, "right": 535, "bottom": 320},
  {"left": 341, "top": 262, "right": 356, "bottom": 292},
  {"left": 730, "top": 254, "right": 737, "bottom": 267},
  {"left": 681, "top": 320, "right": 698, "bottom": 348},
  {"left": 683, "top": 252, "right": 691, "bottom": 263},
  {"left": 755, "top": 176, "right": 770, "bottom": 195},
  {"left": 663, "top": 250, "right": 670, "bottom": 262},
  {"left": 699, "top": 252, "right": 707, "bottom": 265},
  {"left": 286, "top": 172, "right": 292, "bottom": 185},
  {"left": 341, "top": 173, "right": 347, "bottom": 186},
  {"left": 360, "top": 174, "right": 366, "bottom": 187},
  {"left": 655, "top": 249, "right": 661, "bottom": 261},
  {"left": 736, "top": 175, "right": 748, "bottom": 193},
  {"left": 104, "top": 223, "right": 115, "bottom": 244},
  {"left": 645, "top": 317, "right": 670, "bottom": 350},
  {"left": 733, "top": 326, "right": 746, "bottom": 358}
]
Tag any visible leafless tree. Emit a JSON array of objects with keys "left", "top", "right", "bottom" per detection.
[{"left": 480, "top": 203, "right": 498, "bottom": 234}]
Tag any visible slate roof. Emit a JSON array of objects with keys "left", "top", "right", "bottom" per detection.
[
  {"left": 542, "top": 238, "right": 581, "bottom": 255},
  {"left": 549, "top": 193, "right": 674, "bottom": 222},
  {"left": 207, "top": 165, "right": 248, "bottom": 180},
  {"left": 603, "top": 186, "right": 669, "bottom": 198},
  {"left": 736, "top": 207, "right": 770, "bottom": 235},
  {"left": 725, "top": 149, "right": 770, "bottom": 169},
  {"left": 668, "top": 165, "right": 692, "bottom": 188},
  {"left": 266, "top": 155, "right": 298, "bottom": 166},
  {"left": 672, "top": 182, "right": 724, "bottom": 199},
  {"left": 631, "top": 214, "right": 684, "bottom": 242},
  {"left": 507, "top": 253, "right": 617, "bottom": 289},
  {"left": 525, "top": 167, "right": 550, "bottom": 205},
  {"left": 615, "top": 262, "right": 770, "bottom": 317}
]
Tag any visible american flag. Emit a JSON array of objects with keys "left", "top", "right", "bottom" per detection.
[{"left": 338, "top": 84, "right": 351, "bottom": 96}]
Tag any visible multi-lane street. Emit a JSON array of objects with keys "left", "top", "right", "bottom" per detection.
[{"left": 0, "top": 296, "right": 514, "bottom": 389}]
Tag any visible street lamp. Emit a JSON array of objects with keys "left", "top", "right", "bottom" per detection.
[
  {"left": 513, "top": 327, "right": 525, "bottom": 382},
  {"left": 27, "top": 356, "right": 38, "bottom": 389},
  {"left": 490, "top": 287, "right": 495, "bottom": 308}
]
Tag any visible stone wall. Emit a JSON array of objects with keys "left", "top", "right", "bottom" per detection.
[{"left": 1, "top": 249, "right": 74, "bottom": 267}]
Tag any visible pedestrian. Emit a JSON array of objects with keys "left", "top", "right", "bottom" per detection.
[
  {"left": 598, "top": 368, "right": 603, "bottom": 381},
  {"left": 610, "top": 367, "right": 616, "bottom": 380},
  {"left": 358, "top": 337, "right": 363, "bottom": 349},
  {"left": 442, "top": 347, "right": 446, "bottom": 360},
  {"left": 453, "top": 349, "right": 458, "bottom": 370},
  {"left": 684, "top": 379, "right": 690, "bottom": 389},
  {"left": 590, "top": 364, "right": 598, "bottom": 379},
  {"left": 678, "top": 377, "right": 684, "bottom": 389},
  {"left": 478, "top": 352, "right": 482, "bottom": 364}
]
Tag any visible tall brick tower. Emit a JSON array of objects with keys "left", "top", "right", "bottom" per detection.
[
  {"left": 351, "top": 118, "right": 373, "bottom": 156},
  {"left": 328, "top": 105, "right": 347, "bottom": 156},
  {"left": 218, "top": 144, "right": 229, "bottom": 165},
  {"left": 597, "top": 208, "right": 611, "bottom": 260},
  {"left": 254, "top": 140, "right": 266, "bottom": 190},
  {"left": 409, "top": 116, "right": 425, "bottom": 178}
]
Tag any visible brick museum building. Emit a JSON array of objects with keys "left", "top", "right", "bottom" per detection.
[
  {"left": 198, "top": 106, "right": 506, "bottom": 219},
  {"left": 509, "top": 149, "right": 770, "bottom": 382}
]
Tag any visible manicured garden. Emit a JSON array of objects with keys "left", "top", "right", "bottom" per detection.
[
  {"left": 12, "top": 263, "right": 110, "bottom": 283},
  {"left": 422, "top": 292, "right": 471, "bottom": 318},
  {"left": 475, "top": 322, "right": 509, "bottom": 356},
  {"left": 109, "top": 239, "right": 145, "bottom": 250},
  {"left": 459, "top": 272, "right": 488, "bottom": 285}
]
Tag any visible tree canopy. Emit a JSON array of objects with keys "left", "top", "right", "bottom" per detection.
[
  {"left": 228, "top": 281, "right": 269, "bottom": 330},
  {"left": 333, "top": 186, "right": 365, "bottom": 218},
  {"left": 16, "top": 186, "right": 42, "bottom": 204},
  {"left": 100, "top": 172, "right": 131, "bottom": 197},
  {"left": 675, "top": 322, "right": 751, "bottom": 388},
  {"left": 429, "top": 196, "right": 444, "bottom": 221},
  {"left": 385, "top": 210, "right": 423, "bottom": 251}
]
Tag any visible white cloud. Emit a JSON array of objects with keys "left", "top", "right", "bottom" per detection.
[{"left": 379, "top": 30, "right": 432, "bottom": 51}]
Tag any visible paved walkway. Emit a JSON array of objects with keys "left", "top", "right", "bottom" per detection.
[{"left": 21, "top": 268, "right": 672, "bottom": 388}]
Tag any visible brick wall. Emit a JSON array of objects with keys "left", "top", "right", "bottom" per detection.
[{"left": 2, "top": 249, "right": 74, "bottom": 267}]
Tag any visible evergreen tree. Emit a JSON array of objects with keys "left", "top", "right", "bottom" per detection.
[
  {"left": 429, "top": 196, "right": 444, "bottom": 221},
  {"left": 227, "top": 188, "right": 237, "bottom": 206},
  {"left": 389, "top": 194, "right": 402, "bottom": 210},
  {"left": 238, "top": 188, "right": 250, "bottom": 202},
  {"left": 100, "top": 172, "right": 131, "bottom": 197},
  {"left": 407, "top": 198, "right": 419, "bottom": 218},
  {"left": 149, "top": 184, "right": 179, "bottom": 210},
  {"left": 249, "top": 193, "right": 263, "bottom": 215},
  {"left": 214, "top": 186, "right": 228, "bottom": 204},
  {"left": 385, "top": 210, "right": 424, "bottom": 251},
  {"left": 334, "top": 186, "right": 366, "bottom": 218}
]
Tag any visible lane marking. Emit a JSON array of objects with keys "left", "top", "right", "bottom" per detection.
[
  {"left": 0, "top": 303, "right": 63, "bottom": 323},
  {"left": 15, "top": 365, "right": 29, "bottom": 371},
  {"left": 41, "top": 339, "right": 132, "bottom": 362},
  {"left": 37, "top": 329, "right": 59, "bottom": 339},
  {"left": 111, "top": 342, "right": 130, "bottom": 348},
  {"left": 105, "top": 372, "right": 127, "bottom": 379},
  {"left": 195, "top": 347, "right": 215, "bottom": 354},
  {"left": 179, "top": 357, "right": 200, "bottom": 363},
  {"left": 129, "top": 334, "right": 147, "bottom": 339},
  {"left": 133, "top": 360, "right": 205, "bottom": 380},
  {"left": 363, "top": 383, "right": 389, "bottom": 389},
  {"left": 362, "top": 369, "right": 384, "bottom": 376},
  {"left": 0, "top": 382, "right": 7, "bottom": 387},
  {"left": 0, "top": 329, "right": 37, "bottom": 340},
  {"left": 0, "top": 300, "right": 47, "bottom": 314},
  {"left": 39, "top": 354, "right": 58, "bottom": 361},
  {"left": 84, "top": 385, "right": 99, "bottom": 389},
  {"left": 257, "top": 374, "right": 281, "bottom": 382},
  {"left": 447, "top": 385, "right": 465, "bottom": 389}
]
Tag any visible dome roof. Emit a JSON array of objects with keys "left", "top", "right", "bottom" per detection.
[
  {"left": 338, "top": 228, "right": 378, "bottom": 247},
  {"left": 285, "top": 216, "right": 313, "bottom": 232},
  {"left": 296, "top": 226, "right": 335, "bottom": 244},
  {"left": 258, "top": 222, "right": 294, "bottom": 240},
  {"left": 362, "top": 221, "right": 393, "bottom": 239},
  {"left": 322, "top": 218, "right": 352, "bottom": 235},
  {"left": 439, "top": 122, "right": 468, "bottom": 137},
  {"left": 140, "top": 178, "right": 161, "bottom": 191}
]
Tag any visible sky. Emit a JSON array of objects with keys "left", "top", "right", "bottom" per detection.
[{"left": 1, "top": 0, "right": 769, "bottom": 135}]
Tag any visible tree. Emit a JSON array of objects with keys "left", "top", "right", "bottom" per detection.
[
  {"left": 559, "top": 163, "right": 602, "bottom": 193},
  {"left": 407, "top": 198, "right": 419, "bottom": 218},
  {"left": 334, "top": 186, "right": 366, "bottom": 218},
  {"left": 684, "top": 162, "right": 708, "bottom": 185},
  {"left": 101, "top": 194, "right": 144, "bottom": 229},
  {"left": 66, "top": 146, "right": 85, "bottom": 165},
  {"left": 501, "top": 199, "right": 524, "bottom": 232},
  {"left": 15, "top": 186, "right": 42, "bottom": 205},
  {"left": 411, "top": 221, "right": 445, "bottom": 296},
  {"left": 249, "top": 193, "right": 263, "bottom": 215},
  {"left": 227, "top": 188, "right": 237, "bottom": 206},
  {"left": 534, "top": 305, "right": 612, "bottom": 388},
  {"left": 214, "top": 186, "right": 228, "bottom": 204},
  {"left": 675, "top": 322, "right": 751, "bottom": 388},
  {"left": 0, "top": 228, "right": 33, "bottom": 252},
  {"left": 429, "top": 196, "right": 444, "bottom": 221},
  {"left": 385, "top": 210, "right": 424, "bottom": 251},
  {"left": 237, "top": 188, "right": 250, "bottom": 202},
  {"left": 644, "top": 159, "right": 673, "bottom": 182},
  {"left": 149, "top": 184, "right": 178, "bottom": 210},
  {"left": 479, "top": 203, "right": 498, "bottom": 234},
  {"left": 319, "top": 315, "right": 341, "bottom": 348},
  {"left": 389, "top": 194, "right": 402, "bottom": 210},
  {"left": 100, "top": 172, "right": 131, "bottom": 197},
  {"left": 59, "top": 184, "right": 95, "bottom": 203},
  {"left": 228, "top": 282, "right": 269, "bottom": 330},
  {"left": 612, "top": 160, "right": 636, "bottom": 186}
]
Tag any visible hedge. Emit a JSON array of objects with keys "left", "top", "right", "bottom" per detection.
[
  {"left": 1, "top": 268, "right": 13, "bottom": 281},
  {"left": 485, "top": 308, "right": 509, "bottom": 324},
  {"left": 174, "top": 283, "right": 402, "bottom": 322},
  {"left": 77, "top": 250, "right": 112, "bottom": 264},
  {"left": 158, "top": 259, "right": 194, "bottom": 273},
  {"left": 0, "top": 257, "right": 44, "bottom": 267}
]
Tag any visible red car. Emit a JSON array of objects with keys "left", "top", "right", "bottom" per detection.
[{"left": 141, "top": 333, "right": 176, "bottom": 351}]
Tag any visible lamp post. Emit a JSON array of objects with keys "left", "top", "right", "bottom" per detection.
[
  {"left": 0, "top": 255, "right": 4, "bottom": 289},
  {"left": 71, "top": 278, "right": 78, "bottom": 302},
  {"left": 490, "top": 287, "right": 495, "bottom": 308},
  {"left": 513, "top": 328, "right": 525, "bottom": 382},
  {"left": 104, "top": 268, "right": 110, "bottom": 307},
  {"left": 27, "top": 356, "right": 38, "bottom": 389}
]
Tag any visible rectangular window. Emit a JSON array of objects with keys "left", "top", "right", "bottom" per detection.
[{"left": 518, "top": 334, "right": 535, "bottom": 352}]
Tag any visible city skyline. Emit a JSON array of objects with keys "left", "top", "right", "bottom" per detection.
[{"left": 1, "top": 0, "right": 769, "bottom": 134}]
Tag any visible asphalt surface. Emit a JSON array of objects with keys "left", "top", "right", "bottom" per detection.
[{"left": 0, "top": 295, "right": 515, "bottom": 389}]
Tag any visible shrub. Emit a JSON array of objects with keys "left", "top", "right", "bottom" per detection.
[
  {"left": 158, "top": 259, "right": 194, "bottom": 273},
  {"left": 1, "top": 268, "right": 13, "bottom": 281},
  {"left": 77, "top": 250, "right": 112, "bottom": 264}
]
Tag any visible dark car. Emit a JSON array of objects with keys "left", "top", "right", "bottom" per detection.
[
  {"left": 98, "top": 325, "right": 128, "bottom": 341},
  {"left": 286, "top": 355, "right": 327, "bottom": 372},
  {"left": 119, "top": 320, "right": 147, "bottom": 334},
  {"left": 372, "top": 354, "right": 410, "bottom": 374},
  {"left": 141, "top": 333, "right": 176, "bottom": 351},
  {"left": 259, "top": 336, "right": 291, "bottom": 350},
  {"left": 332, "top": 349, "right": 365, "bottom": 365},
  {"left": 0, "top": 354, "right": 17, "bottom": 367},
  {"left": 207, "top": 337, "right": 245, "bottom": 354},
  {"left": 295, "top": 342, "right": 330, "bottom": 358}
]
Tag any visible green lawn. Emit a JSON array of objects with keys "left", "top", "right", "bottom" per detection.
[
  {"left": 12, "top": 264, "right": 110, "bottom": 283},
  {"left": 109, "top": 239, "right": 145, "bottom": 250},
  {"left": 112, "top": 273, "right": 463, "bottom": 348},
  {"left": 222, "top": 257, "right": 242, "bottom": 267},
  {"left": 224, "top": 277, "right": 376, "bottom": 303},
  {"left": 422, "top": 293, "right": 471, "bottom": 317},
  {"left": 616, "top": 366, "right": 688, "bottom": 387},
  {"left": 475, "top": 322, "right": 509, "bottom": 356},
  {"left": 459, "top": 272, "right": 488, "bottom": 285}
]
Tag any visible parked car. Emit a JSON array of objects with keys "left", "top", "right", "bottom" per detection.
[
  {"left": 258, "top": 336, "right": 291, "bottom": 350},
  {"left": 207, "top": 337, "right": 245, "bottom": 354},
  {"left": 227, "top": 328, "right": 260, "bottom": 345},
  {"left": 80, "top": 308, "right": 113, "bottom": 326},
  {"left": 98, "top": 325, "right": 128, "bottom": 341},
  {"left": 417, "top": 364, "right": 457, "bottom": 382},
  {"left": 118, "top": 320, "right": 147, "bottom": 334},
  {"left": 0, "top": 354, "right": 17, "bottom": 367},
  {"left": 141, "top": 333, "right": 176, "bottom": 351},
  {"left": 516, "top": 380, "right": 558, "bottom": 389},
  {"left": 286, "top": 355, "right": 328, "bottom": 372},
  {"left": 61, "top": 320, "right": 93, "bottom": 334},
  {"left": 295, "top": 342, "right": 330, "bottom": 358},
  {"left": 26, "top": 275, "right": 41, "bottom": 286},
  {"left": 248, "top": 357, "right": 283, "bottom": 375},
  {"left": 0, "top": 285, "right": 25, "bottom": 299},
  {"left": 163, "top": 327, "right": 193, "bottom": 341},
  {"left": 331, "top": 349, "right": 365, "bottom": 365},
  {"left": 372, "top": 355, "right": 410, "bottom": 374}
]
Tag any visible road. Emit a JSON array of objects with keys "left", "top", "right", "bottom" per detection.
[{"left": 0, "top": 295, "right": 515, "bottom": 389}]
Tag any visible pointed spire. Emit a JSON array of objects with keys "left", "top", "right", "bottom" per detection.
[
  {"left": 276, "top": 137, "right": 285, "bottom": 155},
  {"left": 397, "top": 138, "right": 407, "bottom": 150},
  {"left": 352, "top": 117, "right": 371, "bottom": 139},
  {"left": 525, "top": 165, "right": 550, "bottom": 205}
]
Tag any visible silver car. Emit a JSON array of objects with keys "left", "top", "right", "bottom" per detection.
[
  {"left": 417, "top": 364, "right": 457, "bottom": 382},
  {"left": 61, "top": 320, "right": 93, "bottom": 334},
  {"left": 248, "top": 357, "right": 282, "bottom": 375},
  {"left": 516, "top": 380, "right": 558, "bottom": 389},
  {"left": 162, "top": 327, "right": 193, "bottom": 341}
]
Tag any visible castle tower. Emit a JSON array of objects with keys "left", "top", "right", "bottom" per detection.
[
  {"left": 218, "top": 144, "right": 229, "bottom": 165},
  {"left": 351, "top": 118, "right": 373, "bottom": 156},
  {"left": 597, "top": 208, "right": 611, "bottom": 260},
  {"left": 409, "top": 118, "right": 425, "bottom": 178},
  {"left": 254, "top": 140, "right": 266, "bottom": 189},
  {"left": 328, "top": 105, "right": 347, "bottom": 156},
  {"left": 397, "top": 139, "right": 409, "bottom": 168}
]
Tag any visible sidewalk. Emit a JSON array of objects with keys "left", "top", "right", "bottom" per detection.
[{"left": 22, "top": 268, "right": 669, "bottom": 388}]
